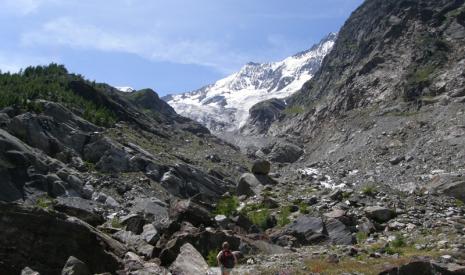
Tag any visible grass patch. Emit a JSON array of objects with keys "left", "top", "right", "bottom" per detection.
[
  {"left": 454, "top": 199, "right": 464, "bottom": 207},
  {"left": 356, "top": 232, "right": 368, "bottom": 244},
  {"left": 361, "top": 185, "right": 377, "bottom": 196},
  {"left": 284, "top": 105, "right": 305, "bottom": 115},
  {"left": 36, "top": 196, "right": 54, "bottom": 209},
  {"left": 215, "top": 196, "right": 239, "bottom": 217},
  {"left": 207, "top": 249, "right": 219, "bottom": 266},
  {"left": 111, "top": 217, "right": 123, "bottom": 228},
  {"left": 298, "top": 202, "right": 309, "bottom": 214},
  {"left": 277, "top": 206, "right": 292, "bottom": 227}
]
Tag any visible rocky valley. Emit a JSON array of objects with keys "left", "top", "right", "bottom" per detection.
[{"left": 1, "top": 0, "right": 465, "bottom": 275}]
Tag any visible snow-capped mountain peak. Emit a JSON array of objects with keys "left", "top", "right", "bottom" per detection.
[
  {"left": 164, "top": 33, "right": 336, "bottom": 133},
  {"left": 116, "top": 86, "right": 136, "bottom": 93}
]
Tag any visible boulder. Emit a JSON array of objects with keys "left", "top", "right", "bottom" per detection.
[
  {"left": 273, "top": 216, "right": 327, "bottom": 246},
  {"left": 53, "top": 197, "right": 104, "bottom": 226},
  {"left": 236, "top": 173, "right": 276, "bottom": 197},
  {"left": 389, "top": 156, "right": 405, "bottom": 165},
  {"left": 379, "top": 260, "right": 457, "bottom": 275},
  {"left": 267, "top": 142, "right": 303, "bottom": 163},
  {"left": 251, "top": 160, "right": 271, "bottom": 175},
  {"left": 21, "top": 267, "right": 40, "bottom": 275},
  {"left": 113, "top": 230, "right": 155, "bottom": 259},
  {"left": 158, "top": 224, "right": 240, "bottom": 266},
  {"left": 325, "top": 218, "right": 355, "bottom": 245},
  {"left": 120, "top": 214, "right": 146, "bottom": 234},
  {"left": 169, "top": 243, "right": 209, "bottom": 275},
  {"left": 429, "top": 180, "right": 465, "bottom": 202},
  {"left": 169, "top": 199, "right": 213, "bottom": 227},
  {"left": 365, "top": 206, "right": 396, "bottom": 223},
  {"left": 141, "top": 224, "right": 159, "bottom": 245},
  {"left": 160, "top": 164, "right": 232, "bottom": 202},
  {"left": 0, "top": 202, "right": 125, "bottom": 275},
  {"left": 61, "top": 256, "right": 91, "bottom": 275},
  {"left": 130, "top": 198, "right": 169, "bottom": 229}
]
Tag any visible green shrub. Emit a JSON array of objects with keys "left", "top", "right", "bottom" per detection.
[
  {"left": 455, "top": 199, "right": 464, "bottom": 207},
  {"left": 111, "top": 217, "right": 123, "bottom": 228},
  {"left": 356, "top": 231, "right": 368, "bottom": 244},
  {"left": 298, "top": 202, "right": 309, "bottom": 214},
  {"left": 247, "top": 209, "right": 270, "bottom": 230},
  {"left": 277, "top": 206, "right": 292, "bottom": 227},
  {"left": 361, "top": 185, "right": 377, "bottom": 196},
  {"left": 390, "top": 233, "right": 406, "bottom": 248},
  {"left": 207, "top": 249, "right": 219, "bottom": 266},
  {"left": 215, "top": 196, "right": 239, "bottom": 217},
  {"left": 36, "top": 196, "right": 54, "bottom": 209}
]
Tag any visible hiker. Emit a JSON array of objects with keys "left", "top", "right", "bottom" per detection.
[{"left": 217, "top": 241, "right": 237, "bottom": 275}]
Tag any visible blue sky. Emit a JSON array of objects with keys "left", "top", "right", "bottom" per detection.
[{"left": 0, "top": 0, "right": 363, "bottom": 95}]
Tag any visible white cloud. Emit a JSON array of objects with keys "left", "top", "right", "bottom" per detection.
[
  {"left": 0, "top": 0, "right": 55, "bottom": 15},
  {"left": 21, "top": 17, "right": 248, "bottom": 73}
]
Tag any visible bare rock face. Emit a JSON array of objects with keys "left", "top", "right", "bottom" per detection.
[{"left": 0, "top": 203, "right": 124, "bottom": 275}]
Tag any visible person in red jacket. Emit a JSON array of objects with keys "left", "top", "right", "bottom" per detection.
[{"left": 216, "top": 241, "right": 237, "bottom": 275}]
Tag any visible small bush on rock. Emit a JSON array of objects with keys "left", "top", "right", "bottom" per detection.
[{"left": 215, "top": 196, "right": 239, "bottom": 217}]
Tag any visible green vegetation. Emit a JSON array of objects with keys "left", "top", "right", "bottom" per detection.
[
  {"left": 247, "top": 209, "right": 270, "bottom": 230},
  {"left": 0, "top": 64, "right": 116, "bottom": 127},
  {"left": 35, "top": 196, "right": 54, "bottom": 209},
  {"left": 215, "top": 196, "right": 239, "bottom": 217},
  {"left": 207, "top": 249, "right": 219, "bottom": 266},
  {"left": 361, "top": 185, "right": 377, "bottom": 196},
  {"left": 390, "top": 233, "right": 407, "bottom": 248},
  {"left": 241, "top": 203, "right": 271, "bottom": 230},
  {"left": 277, "top": 206, "right": 292, "bottom": 227},
  {"left": 455, "top": 199, "right": 465, "bottom": 207},
  {"left": 356, "top": 231, "right": 368, "bottom": 244},
  {"left": 111, "top": 217, "right": 123, "bottom": 228},
  {"left": 284, "top": 105, "right": 305, "bottom": 115},
  {"left": 298, "top": 202, "right": 309, "bottom": 214}
]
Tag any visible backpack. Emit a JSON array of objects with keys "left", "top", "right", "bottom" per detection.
[{"left": 220, "top": 250, "right": 235, "bottom": 268}]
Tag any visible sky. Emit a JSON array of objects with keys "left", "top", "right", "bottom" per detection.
[{"left": 0, "top": 0, "right": 364, "bottom": 96}]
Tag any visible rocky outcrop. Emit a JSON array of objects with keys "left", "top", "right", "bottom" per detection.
[
  {"left": 0, "top": 203, "right": 124, "bottom": 275},
  {"left": 241, "top": 98, "right": 286, "bottom": 135},
  {"left": 0, "top": 129, "right": 84, "bottom": 201},
  {"left": 169, "top": 243, "right": 209, "bottom": 275}
]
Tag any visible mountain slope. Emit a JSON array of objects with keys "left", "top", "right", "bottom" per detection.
[
  {"left": 255, "top": 0, "right": 465, "bottom": 193},
  {"left": 164, "top": 33, "right": 336, "bottom": 133}
]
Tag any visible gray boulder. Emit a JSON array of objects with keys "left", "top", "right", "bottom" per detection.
[
  {"left": 61, "top": 256, "right": 91, "bottom": 275},
  {"left": 365, "top": 206, "right": 396, "bottom": 223},
  {"left": 379, "top": 260, "right": 457, "bottom": 275},
  {"left": 169, "top": 199, "right": 213, "bottom": 227},
  {"left": 141, "top": 224, "right": 159, "bottom": 245},
  {"left": 169, "top": 243, "right": 209, "bottom": 275},
  {"left": 54, "top": 197, "right": 104, "bottom": 226},
  {"left": 0, "top": 202, "right": 124, "bottom": 275},
  {"left": 21, "top": 267, "right": 40, "bottom": 275},
  {"left": 237, "top": 173, "right": 276, "bottom": 197},
  {"left": 325, "top": 218, "right": 355, "bottom": 245},
  {"left": 130, "top": 198, "right": 169, "bottom": 229},
  {"left": 275, "top": 215, "right": 327, "bottom": 245},
  {"left": 251, "top": 159, "right": 271, "bottom": 175},
  {"left": 267, "top": 142, "right": 303, "bottom": 163}
]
